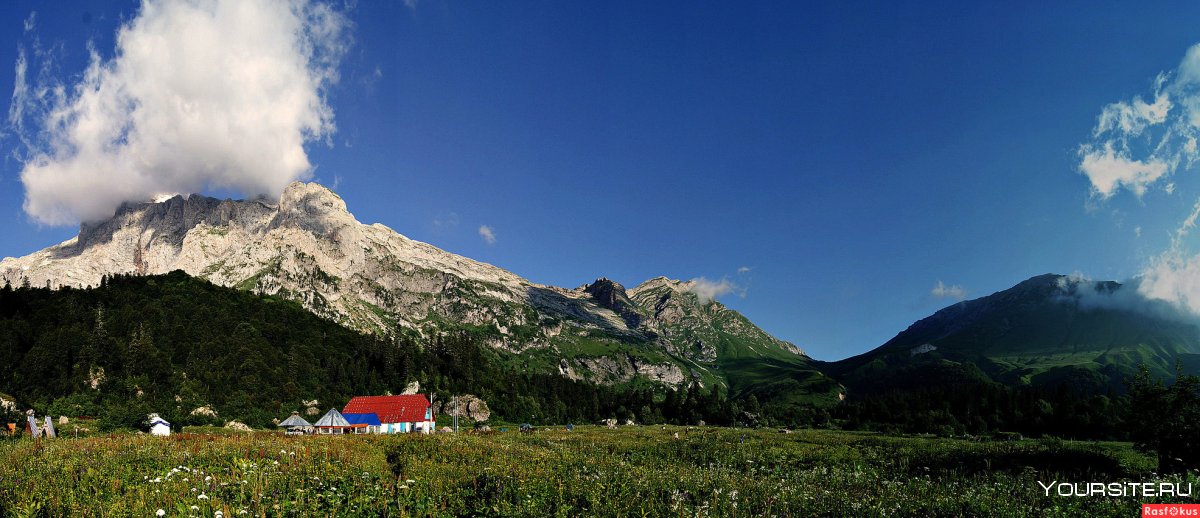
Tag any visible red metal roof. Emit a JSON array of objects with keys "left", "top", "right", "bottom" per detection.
[{"left": 342, "top": 395, "right": 430, "bottom": 424}]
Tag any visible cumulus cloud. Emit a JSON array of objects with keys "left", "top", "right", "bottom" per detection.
[
  {"left": 1079, "top": 143, "right": 1169, "bottom": 198},
  {"left": 478, "top": 225, "right": 496, "bottom": 244},
  {"left": 930, "top": 280, "right": 966, "bottom": 301},
  {"left": 1136, "top": 252, "right": 1200, "bottom": 316},
  {"left": 685, "top": 277, "right": 743, "bottom": 304},
  {"left": 1094, "top": 91, "right": 1171, "bottom": 137},
  {"left": 8, "top": 0, "right": 349, "bottom": 225},
  {"left": 1071, "top": 42, "right": 1200, "bottom": 321},
  {"left": 1074, "top": 45, "right": 1200, "bottom": 199}
]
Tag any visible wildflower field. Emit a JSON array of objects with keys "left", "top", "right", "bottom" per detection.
[{"left": 0, "top": 426, "right": 1195, "bottom": 517}]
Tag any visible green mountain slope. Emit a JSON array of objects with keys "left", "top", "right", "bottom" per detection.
[
  {"left": 826, "top": 274, "right": 1200, "bottom": 395},
  {"left": 0, "top": 183, "right": 838, "bottom": 408},
  {"left": 0, "top": 271, "right": 828, "bottom": 429},
  {"left": 500, "top": 277, "right": 841, "bottom": 409}
]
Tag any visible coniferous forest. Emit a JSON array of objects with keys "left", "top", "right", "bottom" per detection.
[
  {"left": 0, "top": 270, "right": 1197, "bottom": 455},
  {"left": 0, "top": 271, "right": 745, "bottom": 430}
]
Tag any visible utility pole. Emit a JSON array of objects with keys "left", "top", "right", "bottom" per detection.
[{"left": 453, "top": 397, "right": 459, "bottom": 433}]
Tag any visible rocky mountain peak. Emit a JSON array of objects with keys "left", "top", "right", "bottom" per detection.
[
  {"left": 278, "top": 181, "right": 349, "bottom": 216},
  {"left": 629, "top": 276, "right": 684, "bottom": 297},
  {"left": 581, "top": 278, "right": 627, "bottom": 308},
  {"left": 272, "top": 181, "right": 357, "bottom": 236},
  {"left": 581, "top": 277, "right": 641, "bottom": 329},
  {"left": 0, "top": 180, "right": 817, "bottom": 391}
]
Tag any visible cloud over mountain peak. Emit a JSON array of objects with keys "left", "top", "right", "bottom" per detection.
[{"left": 9, "top": 0, "right": 349, "bottom": 225}]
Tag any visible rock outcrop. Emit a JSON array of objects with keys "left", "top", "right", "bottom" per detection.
[{"left": 436, "top": 395, "right": 492, "bottom": 423}]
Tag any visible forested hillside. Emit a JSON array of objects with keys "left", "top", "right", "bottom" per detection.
[{"left": 0, "top": 271, "right": 762, "bottom": 429}]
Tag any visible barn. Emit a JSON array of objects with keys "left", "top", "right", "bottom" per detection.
[{"left": 342, "top": 395, "right": 433, "bottom": 434}]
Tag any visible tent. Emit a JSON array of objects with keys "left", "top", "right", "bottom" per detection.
[
  {"left": 314, "top": 408, "right": 352, "bottom": 434},
  {"left": 149, "top": 414, "right": 171, "bottom": 436},
  {"left": 278, "top": 412, "right": 313, "bottom": 435},
  {"left": 27, "top": 415, "right": 40, "bottom": 439}
]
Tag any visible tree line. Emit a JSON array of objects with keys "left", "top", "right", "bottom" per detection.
[
  {"left": 1, "top": 271, "right": 1195, "bottom": 471},
  {"left": 0, "top": 272, "right": 753, "bottom": 429}
]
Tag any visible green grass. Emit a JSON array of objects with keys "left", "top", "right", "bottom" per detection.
[{"left": 1, "top": 427, "right": 1194, "bottom": 516}]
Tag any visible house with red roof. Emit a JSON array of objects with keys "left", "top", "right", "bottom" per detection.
[{"left": 342, "top": 394, "right": 434, "bottom": 434}]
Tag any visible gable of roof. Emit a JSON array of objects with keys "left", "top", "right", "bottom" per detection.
[
  {"left": 314, "top": 408, "right": 351, "bottom": 427},
  {"left": 343, "top": 413, "right": 382, "bottom": 426},
  {"left": 279, "top": 414, "right": 313, "bottom": 427},
  {"left": 343, "top": 395, "right": 430, "bottom": 424}
]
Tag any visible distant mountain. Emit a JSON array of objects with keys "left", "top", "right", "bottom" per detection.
[
  {"left": 826, "top": 274, "right": 1200, "bottom": 395},
  {"left": 0, "top": 182, "right": 836, "bottom": 403}
]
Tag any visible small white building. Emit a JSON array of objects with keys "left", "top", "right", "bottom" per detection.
[{"left": 149, "top": 414, "right": 171, "bottom": 436}]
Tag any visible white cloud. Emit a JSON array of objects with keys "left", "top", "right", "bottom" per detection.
[
  {"left": 9, "top": 0, "right": 349, "bottom": 225},
  {"left": 1073, "top": 42, "right": 1200, "bottom": 321},
  {"left": 736, "top": 266, "right": 751, "bottom": 274},
  {"left": 1094, "top": 93, "right": 1171, "bottom": 137},
  {"left": 1074, "top": 44, "right": 1200, "bottom": 199},
  {"left": 685, "top": 277, "right": 742, "bottom": 304},
  {"left": 478, "top": 225, "right": 496, "bottom": 244},
  {"left": 1079, "top": 143, "right": 1169, "bottom": 198},
  {"left": 23, "top": 12, "right": 36, "bottom": 33},
  {"left": 930, "top": 280, "right": 966, "bottom": 301},
  {"left": 1137, "top": 252, "right": 1200, "bottom": 315},
  {"left": 6, "top": 50, "right": 29, "bottom": 140}
]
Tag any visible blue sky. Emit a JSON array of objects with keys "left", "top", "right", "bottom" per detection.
[{"left": 4, "top": 1, "right": 1200, "bottom": 360}]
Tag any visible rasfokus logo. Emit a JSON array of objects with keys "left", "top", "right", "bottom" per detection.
[{"left": 1142, "top": 504, "right": 1200, "bottom": 516}]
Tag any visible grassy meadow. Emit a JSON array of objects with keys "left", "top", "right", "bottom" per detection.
[{"left": 0, "top": 426, "right": 1196, "bottom": 517}]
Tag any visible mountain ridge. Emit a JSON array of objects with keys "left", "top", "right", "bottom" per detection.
[
  {"left": 0, "top": 182, "right": 828, "bottom": 399},
  {"left": 827, "top": 273, "right": 1200, "bottom": 395}
]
